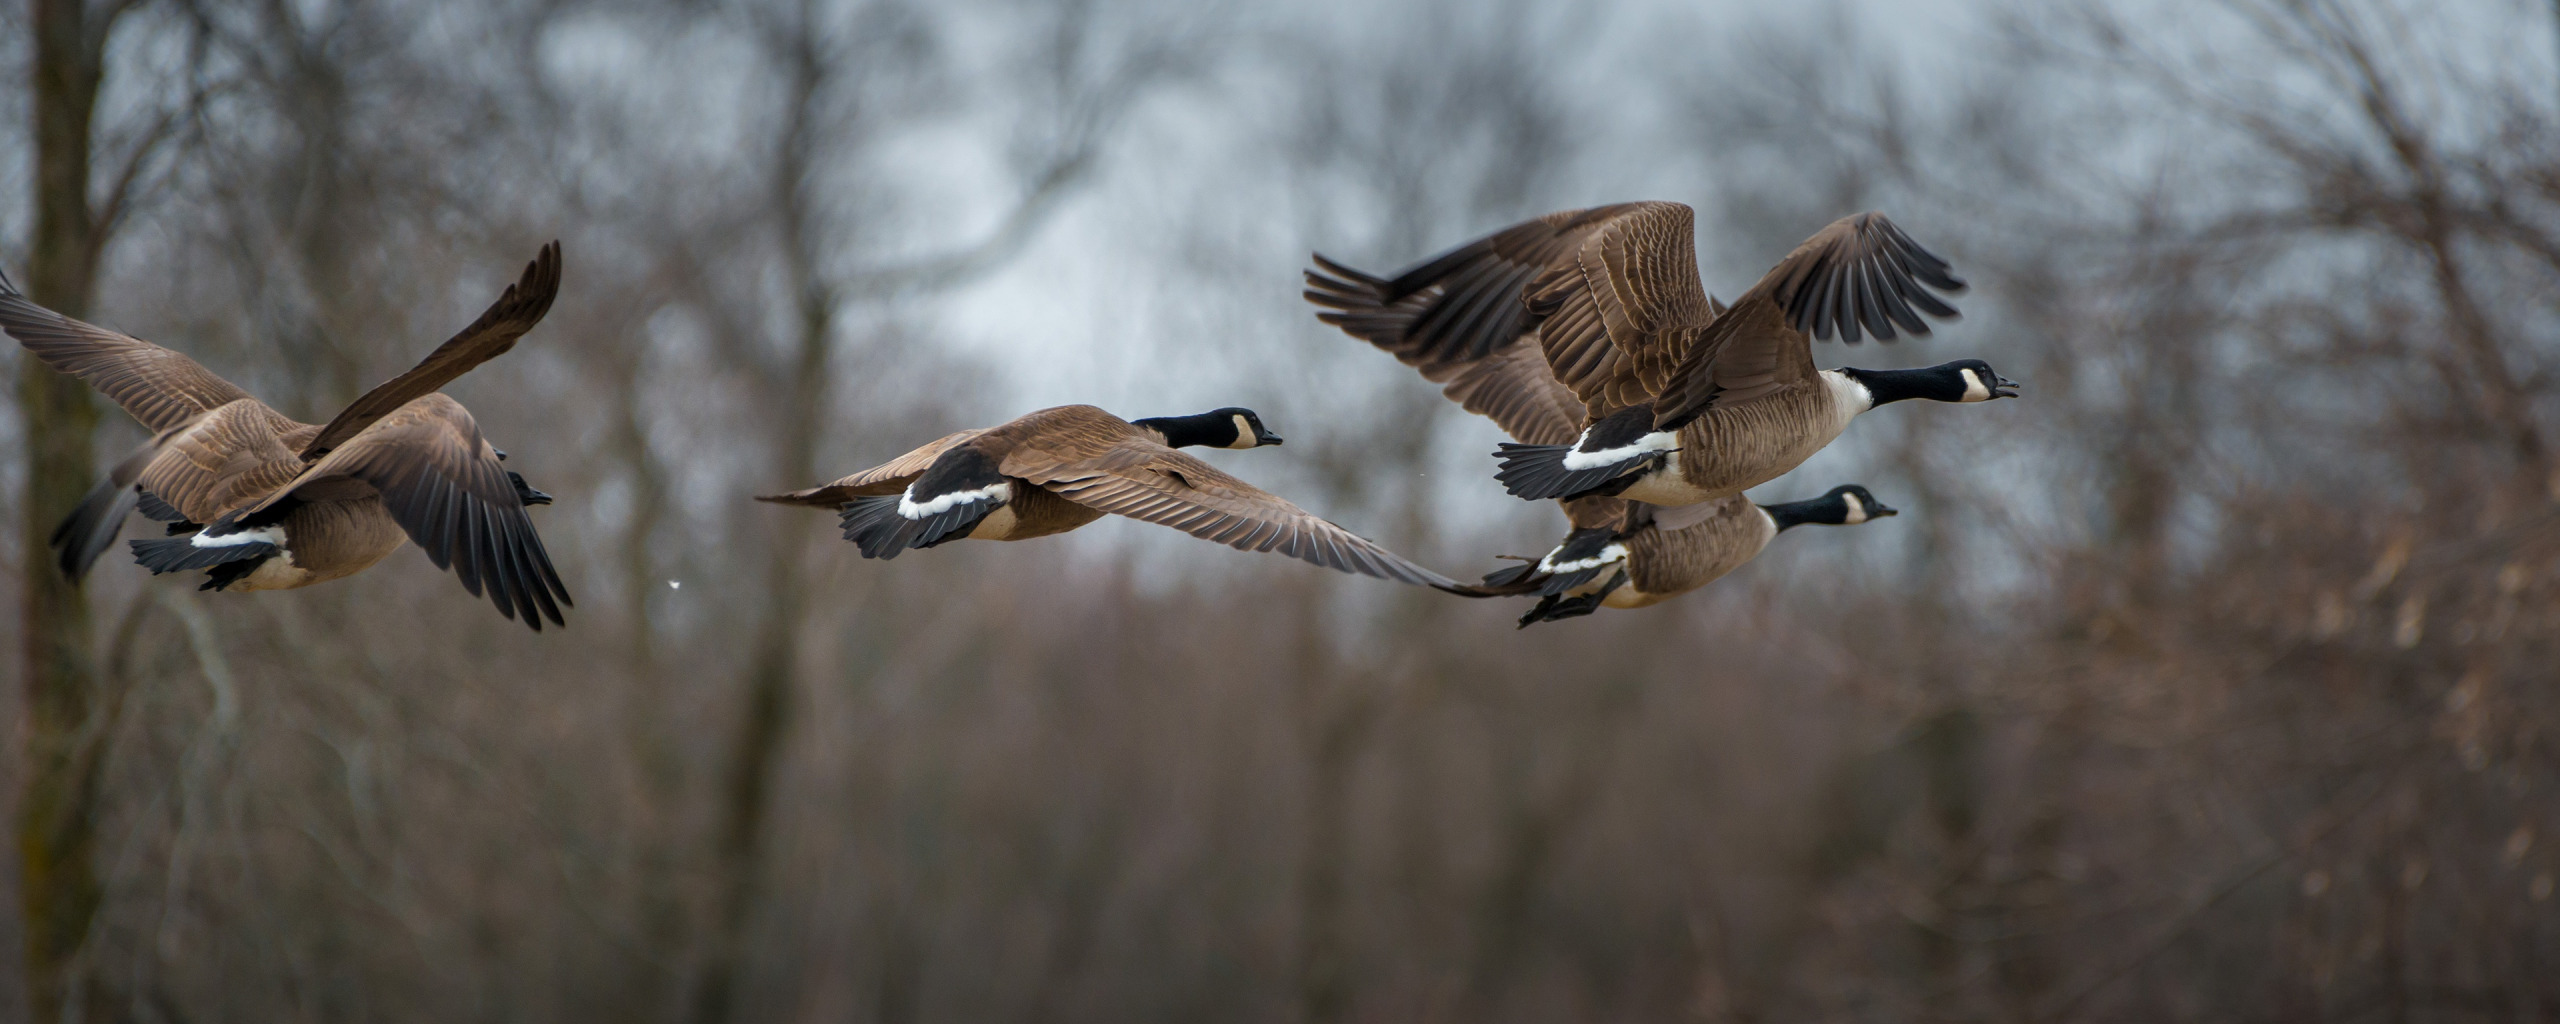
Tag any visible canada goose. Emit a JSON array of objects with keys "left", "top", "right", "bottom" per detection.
[
  {"left": 759, "top": 404, "right": 1456, "bottom": 586},
  {"left": 1304, "top": 247, "right": 1895, "bottom": 624},
  {"left": 1447, "top": 486, "right": 1894, "bottom": 627},
  {"left": 1308, "top": 202, "right": 2013, "bottom": 506},
  {"left": 0, "top": 244, "right": 574, "bottom": 630}
]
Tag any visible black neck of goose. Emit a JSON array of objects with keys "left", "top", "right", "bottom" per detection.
[
  {"left": 1760, "top": 495, "right": 1842, "bottom": 532},
  {"left": 1132, "top": 412, "right": 1238, "bottom": 449},
  {"left": 1841, "top": 364, "right": 1957, "bottom": 407}
]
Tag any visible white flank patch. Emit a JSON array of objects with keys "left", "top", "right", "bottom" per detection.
[
  {"left": 1958, "top": 367, "right": 1991, "bottom": 402},
  {"left": 1539, "top": 542, "right": 1629, "bottom": 575},
  {"left": 1227, "top": 413, "right": 1258, "bottom": 449},
  {"left": 192, "top": 524, "right": 286, "bottom": 549},
  {"left": 1561, "top": 430, "right": 1677, "bottom": 471},
  {"left": 1840, "top": 492, "right": 1868, "bottom": 524},
  {"left": 899, "top": 481, "right": 1011, "bottom": 520}
]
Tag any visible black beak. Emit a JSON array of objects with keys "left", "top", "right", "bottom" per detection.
[
  {"left": 493, "top": 448, "right": 510, "bottom": 461},
  {"left": 1261, "top": 434, "right": 1284, "bottom": 446},
  {"left": 508, "top": 470, "right": 553, "bottom": 507},
  {"left": 1871, "top": 503, "right": 1900, "bottom": 517},
  {"left": 1992, "top": 374, "right": 2021, "bottom": 399}
]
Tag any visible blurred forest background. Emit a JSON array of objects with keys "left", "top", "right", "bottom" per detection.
[{"left": 3, "top": 0, "right": 2557, "bottom": 1020}]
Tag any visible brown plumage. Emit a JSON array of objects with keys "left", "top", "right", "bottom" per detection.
[
  {"left": 1446, "top": 486, "right": 1897, "bottom": 626},
  {"left": 1313, "top": 202, "right": 2003, "bottom": 507},
  {"left": 761, "top": 404, "right": 1455, "bottom": 586},
  {"left": 1310, "top": 238, "right": 1897, "bottom": 621},
  {"left": 1, "top": 243, "right": 573, "bottom": 630}
]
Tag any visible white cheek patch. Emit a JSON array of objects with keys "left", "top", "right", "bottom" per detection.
[
  {"left": 1958, "top": 367, "right": 1991, "bottom": 402},
  {"left": 1561, "top": 430, "right": 1678, "bottom": 471},
  {"left": 193, "top": 524, "right": 287, "bottom": 548},
  {"left": 1840, "top": 492, "right": 1867, "bottom": 524},
  {"left": 899, "top": 481, "right": 1011, "bottom": 519},
  {"left": 1229, "top": 413, "right": 1258, "bottom": 449},
  {"left": 1539, "top": 542, "right": 1629, "bottom": 574}
]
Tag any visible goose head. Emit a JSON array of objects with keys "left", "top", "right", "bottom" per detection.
[
  {"left": 1764, "top": 484, "right": 1898, "bottom": 531},
  {"left": 1137, "top": 408, "right": 1284, "bottom": 449}
]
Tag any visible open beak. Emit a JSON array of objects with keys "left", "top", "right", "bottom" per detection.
[{"left": 1992, "top": 374, "right": 2022, "bottom": 399}]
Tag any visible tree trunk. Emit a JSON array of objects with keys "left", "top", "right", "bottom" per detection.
[{"left": 19, "top": 0, "right": 117, "bottom": 1019}]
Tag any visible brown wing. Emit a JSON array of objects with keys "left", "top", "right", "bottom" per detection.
[
  {"left": 0, "top": 270, "right": 259, "bottom": 433},
  {"left": 1305, "top": 202, "right": 1650, "bottom": 375},
  {"left": 243, "top": 393, "right": 571, "bottom": 629},
  {"left": 1006, "top": 438, "right": 1455, "bottom": 586},
  {"left": 1654, "top": 212, "right": 1963, "bottom": 425},
  {"left": 132, "top": 400, "right": 312, "bottom": 525},
  {"left": 1514, "top": 202, "right": 1721, "bottom": 415},
  {"left": 1433, "top": 337, "right": 1591, "bottom": 446},
  {"left": 756, "top": 429, "right": 990, "bottom": 506},
  {"left": 301, "top": 242, "right": 562, "bottom": 459}
]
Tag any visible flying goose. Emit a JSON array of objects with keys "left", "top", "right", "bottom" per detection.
[
  {"left": 0, "top": 244, "right": 574, "bottom": 630},
  {"left": 759, "top": 404, "right": 1456, "bottom": 586},
  {"left": 1308, "top": 202, "right": 2014, "bottom": 506},
  {"left": 1302, "top": 242, "right": 1896, "bottom": 624},
  {"left": 1449, "top": 486, "right": 1895, "bottom": 627}
]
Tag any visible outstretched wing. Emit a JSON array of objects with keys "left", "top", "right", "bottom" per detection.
[
  {"left": 1307, "top": 240, "right": 1597, "bottom": 446},
  {"left": 0, "top": 269, "right": 259, "bottom": 432},
  {"left": 301, "top": 242, "right": 562, "bottom": 459},
  {"left": 755, "top": 429, "right": 990, "bottom": 507},
  {"left": 1305, "top": 202, "right": 1649, "bottom": 373},
  {"left": 1654, "top": 212, "right": 1963, "bottom": 425},
  {"left": 1007, "top": 437, "right": 1455, "bottom": 586},
  {"left": 240, "top": 393, "right": 571, "bottom": 630}
]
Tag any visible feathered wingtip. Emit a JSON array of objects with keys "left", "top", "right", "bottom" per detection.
[
  {"left": 1433, "top": 559, "right": 1547, "bottom": 599},
  {"left": 756, "top": 485, "right": 843, "bottom": 507},
  {"left": 835, "top": 494, "right": 994, "bottom": 559},
  {"left": 50, "top": 478, "right": 139, "bottom": 582}
]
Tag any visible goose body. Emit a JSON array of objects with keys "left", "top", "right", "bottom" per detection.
[
  {"left": 762, "top": 404, "right": 1455, "bottom": 586},
  {"left": 3, "top": 245, "right": 574, "bottom": 629},
  {"left": 1310, "top": 201, "right": 2012, "bottom": 506},
  {"left": 1458, "top": 486, "right": 1894, "bottom": 626}
]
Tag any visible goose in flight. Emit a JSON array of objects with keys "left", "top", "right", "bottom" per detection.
[
  {"left": 1, "top": 244, "right": 573, "bottom": 630},
  {"left": 760, "top": 404, "right": 1455, "bottom": 586},
  {"left": 1453, "top": 487, "right": 1895, "bottom": 627},
  {"left": 1310, "top": 202, "right": 2012, "bottom": 506},
  {"left": 1305, "top": 245, "right": 1895, "bottom": 624}
]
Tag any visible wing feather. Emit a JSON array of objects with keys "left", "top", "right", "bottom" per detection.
[
  {"left": 1653, "top": 212, "right": 1966, "bottom": 426},
  {"left": 1010, "top": 438, "right": 1454, "bottom": 586},
  {"left": 0, "top": 271, "right": 260, "bottom": 433},
  {"left": 302, "top": 243, "right": 563, "bottom": 458}
]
